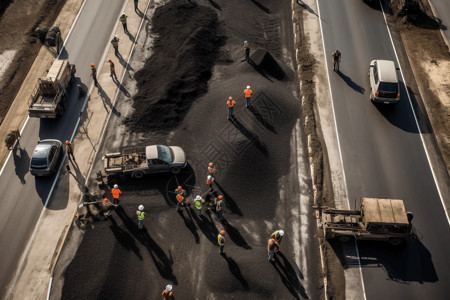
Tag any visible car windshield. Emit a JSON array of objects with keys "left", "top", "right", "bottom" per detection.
[
  {"left": 31, "top": 143, "right": 51, "bottom": 168},
  {"left": 379, "top": 82, "right": 398, "bottom": 93},
  {"left": 157, "top": 145, "right": 173, "bottom": 164}
]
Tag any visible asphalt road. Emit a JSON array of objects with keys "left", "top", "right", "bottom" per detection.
[
  {"left": 0, "top": 0, "right": 125, "bottom": 297},
  {"left": 55, "top": 0, "right": 321, "bottom": 299},
  {"left": 428, "top": 0, "right": 450, "bottom": 49},
  {"left": 318, "top": 0, "right": 450, "bottom": 299}
]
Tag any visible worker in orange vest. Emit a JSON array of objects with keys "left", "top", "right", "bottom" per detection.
[
  {"left": 244, "top": 85, "right": 252, "bottom": 108},
  {"left": 227, "top": 96, "right": 236, "bottom": 120},
  {"left": 65, "top": 141, "right": 75, "bottom": 160},
  {"left": 90, "top": 64, "right": 98, "bottom": 86},
  {"left": 207, "top": 162, "right": 215, "bottom": 176},
  {"left": 162, "top": 284, "right": 174, "bottom": 300},
  {"left": 176, "top": 194, "right": 185, "bottom": 212},
  {"left": 268, "top": 237, "right": 280, "bottom": 262},
  {"left": 102, "top": 197, "right": 118, "bottom": 218},
  {"left": 174, "top": 185, "right": 186, "bottom": 196},
  {"left": 207, "top": 175, "right": 215, "bottom": 190},
  {"left": 111, "top": 184, "right": 122, "bottom": 205},
  {"left": 108, "top": 59, "right": 117, "bottom": 80}
]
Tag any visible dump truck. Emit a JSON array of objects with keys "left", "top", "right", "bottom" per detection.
[
  {"left": 102, "top": 145, "right": 187, "bottom": 178},
  {"left": 28, "top": 59, "right": 76, "bottom": 118},
  {"left": 322, "top": 197, "right": 413, "bottom": 246}
]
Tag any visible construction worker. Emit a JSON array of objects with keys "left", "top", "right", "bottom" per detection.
[
  {"left": 227, "top": 96, "right": 236, "bottom": 120},
  {"left": 102, "top": 197, "right": 118, "bottom": 218},
  {"left": 332, "top": 50, "right": 341, "bottom": 71},
  {"left": 268, "top": 237, "right": 280, "bottom": 262},
  {"left": 111, "top": 35, "right": 120, "bottom": 55},
  {"left": 108, "top": 59, "right": 117, "bottom": 80},
  {"left": 175, "top": 185, "right": 186, "bottom": 196},
  {"left": 65, "top": 141, "right": 75, "bottom": 160},
  {"left": 244, "top": 85, "right": 252, "bottom": 108},
  {"left": 162, "top": 284, "right": 174, "bottom": 300},
  {"left": 194, "top": 195, "right": 205, "bottom": 215},
  {"left": 218, "top": 230, "right": 226, "bottom": 254},
  {"left": 176, "top": 194, "right": 185, "bottom": 212},
  {"left": 111, "top": 184, "right": 122, "bottom": 205},
  {"left": 207, "top": 162, "right": 215, "bottom": 176},
  {"left": 206, "top": 175, "right": 215, "bottom": 190},
  {"left": 119, "top": 13, "right": 128, "bottom": 32},
  {"left": 216, "top": 195, "right": 224, "bottom": 220},
  {"left": 136, "top": 205, "right": 147, "bottom": 229},
  {"left": 244, "top": 41, "right": 250, "bottom": 62},
  {"left": 271, "top": 229, "right": 285, "bottom": 244},
  {"left": 90, "top": 64, "right": 98, "bottom": 86}
]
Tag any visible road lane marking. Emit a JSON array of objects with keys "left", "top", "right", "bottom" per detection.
[
  {"left": 315, "top": 0, "right": 367, "bottom": 299},
  {"left": 378, "top": 0, "right": 450, "bottom": 226}
]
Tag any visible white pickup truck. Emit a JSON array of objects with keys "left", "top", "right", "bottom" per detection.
[{"left": 102, "top": 145, "right": 187, "bottom": 178}]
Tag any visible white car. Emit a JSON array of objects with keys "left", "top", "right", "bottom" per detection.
[{"left": 369, "top": 60, "right": 400, "bottom": 104}]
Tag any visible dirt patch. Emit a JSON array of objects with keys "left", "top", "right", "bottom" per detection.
[
  {"left": 388, "top": 0, "right": 450, "bottom": 174},
  {"left": 292, "top": 2, "right": 344, "bottom": 299},
  {"left": 123, "top": 0, "right": 226, "bottom": 132},
  {"left": 0, "top": 0, "right": 66, "bottom": 120}
]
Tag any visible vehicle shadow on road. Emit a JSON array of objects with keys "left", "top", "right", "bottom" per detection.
[
  {"left": 336, "top": 71, "right": 365, "bottom": 94},
  {"left": 221, "top": 253, "right": 250, "bottom": 290},
  {"left": 114, "top": 205, "right": 178, "bottom": 284},
  {"left": 108, "top": 215, "right": 143, "bottom": 259},
  {"left": 13, "top": 147, "right": 30, "bottom": 184},
  {"left": 189, "top": 206, "right": 219, "bottom": 245},
  {"left": 214, "top": 182, "right": 243, "bottom": 216},
  {"left": 248, "top": 105, "right": 277, "bottom": 133},
  {"left": 221, "top": 219, "right": 252, "bottom": 250},
  {"left": 230, "top": 117, "right": 268, "bottom": 156},
  {"left": 177, "top": 209, "right": 200, "bottom": 244},
  {"left": 272, "top": 252, "right": 308, "bottom": 299},
  {"left": 97, "top": 84, "right": 121, "bottom": 117}
]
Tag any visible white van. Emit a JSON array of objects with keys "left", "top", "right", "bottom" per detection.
[{"left": 368, "top": 60, "right": 400, "bottom": 104}]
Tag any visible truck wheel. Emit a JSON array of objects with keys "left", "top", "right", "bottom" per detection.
[
  {"left": 336, "top": 235, "right": 353, "bottom": 243},
  {"left": 171, "top": 167, "right": 181, "bottom": 174},
  {"left": 388, "top": 238, "right": 404, "bottom": 246},
  {"left": 133, "top": 171, "right": 144, "bottom": 179}
]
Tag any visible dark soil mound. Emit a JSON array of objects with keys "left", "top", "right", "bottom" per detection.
[
  {"left": 250, "top": 49, "right": 285, "bottom": 80},
  {"left": 124, "top": 1, "right": 225, "bottom": 132}
]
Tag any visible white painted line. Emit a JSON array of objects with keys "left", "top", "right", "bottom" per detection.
[
  {"left": 379, "top": 0, "right": 450, "bottom": 226},
  {"left": 315, "top": 0, "right": 367, "bottom": 299},
  {"left": 57, "top": 0, "right": 89, "bottom": 58}
]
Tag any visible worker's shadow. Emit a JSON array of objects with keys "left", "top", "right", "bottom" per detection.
[
  {"left": 248, "top": 105, "right": 277, "bottom": 133},
  {"left": 177, "top": 209, "right": 200, "bottom": 244},
  {"left": 337, "top": 71, "right": 365, "bottom": 94},
  {"left": 108, "top": 215, "right": 143, "bottom": 259},
  {"left": 214, "top": 182, "right": 243, "bottom": 216},
  {"left": 221, "top": 219, "right": 252, "bottom": 250},
  {"left": 221, "top": 253, "right": 250, "bottom": 290},
  {"left": 125, "top": 30, "right": 136, "bottom": 43},
  {"left": 68, "top": 159, "right": 88, "bottom": 194},
  {"left": 230, "top": 117, "right": 268, "bottom": 156},
  {"left": 97, "top": 85, "right": 121, "bottom": 117},
  {"left": 115, "top": 206, "right": 177, "bottom": 283},
  {"left": 271, "top": 252, "right": 308, "bottom": 299},
  {"left": 189, "top": 206, "right": 219, "bottom": 245},
  {"left": 13, "top": 147, "right": 30, "bottom": 184},
  {"left": 113, "top": 80, "right": 131, "bottom": 98}
]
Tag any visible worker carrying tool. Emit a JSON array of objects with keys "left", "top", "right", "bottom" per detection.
[
  {"left": 102, "top": 197, "right": 118, "bottom": 218},
  {"left": 244, "top": 85, "right": 252, "bottom": 108},
  {"left": 111, "top": 184, "right": 122, "bottom": 205},
  {"left": 136, "top": 205, "right": 147, "bottom": 229},
  {"left": 119, "top": 13, "right": 128, "bottom": 32},
  {"left": 90, "top": 64, "right": 98, "bottom": 86},
  {"left": 270, "top": 230, "right": 285, "bottom": 244},
  {"left": 218, "top": 230, "right": 226, "bottom": 254}
]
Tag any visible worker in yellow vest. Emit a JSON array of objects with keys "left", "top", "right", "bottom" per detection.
[
  {"left": 194, "top": 195, "right": 205, "bottom": 216},
  {"left": 136, "top": 205, "right": 147, "bottom": 229},
  {"left": 111, "top": 35, "right": 120, "bottom": 55},
  {"left": 218, "top": 230, "right": 226, "bottom": 254},
  {"left": 119, "top": 13, "right": 128, "bottom": 32}
]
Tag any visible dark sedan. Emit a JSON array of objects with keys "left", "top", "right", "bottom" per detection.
[{"left": 30, "top": 139, "right": 63, "bottom": 176}]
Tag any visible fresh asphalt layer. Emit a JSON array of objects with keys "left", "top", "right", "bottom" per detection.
[
  {"left": 318, "top": 0, "right": 450, "bottom": 299},
  {"left": 0, "top": 0, "right": 126, "bottom": 298},
  {"left": 56, "top": 0, "right": 320, "bottom": 299}
]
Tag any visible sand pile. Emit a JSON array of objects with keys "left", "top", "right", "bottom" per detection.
[{"left": 124, "top": 0, "right": 225, "bottom": 132}]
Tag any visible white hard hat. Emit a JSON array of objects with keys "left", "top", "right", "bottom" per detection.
[
  {"left": 247, "top": 85, "right": 250, "bottom": 89},
  {"left": 279, "top": 230, "right": 285, "bottom": 237},
  {"left": 166, "top": 284, "right": 172, "bottom": 291},
  {"left": 114, "top": 184, "right": 118, "bottom": 189},
  {"left": 244, "top": 40, "right": 248, "bottom": 44},
  {"left": 207, "top": 175, "right": 212, "bottom": 181},
  {"left": 195, "top": 195, "right": 202, "bottom": 201},
  {"left": 114, "top": 35, "right": 118, "bottom": 38},
  {"left": 139, "top": 205, "right": 144, "bottom": 211}
]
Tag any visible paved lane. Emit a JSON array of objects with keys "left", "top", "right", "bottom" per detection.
[
  {"left": 318, "top": 0, "right": 450, "bottom": 299},
  {"left": 428, "top": 0, "right": 450, "bottom": 49},
  {"left": 0, "top": 0, "right": 125, "bottom": 297}
]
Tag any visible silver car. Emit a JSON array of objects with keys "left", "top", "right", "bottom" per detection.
[{"left": 30, "top": 139, "right": 63, "bottom": 176}]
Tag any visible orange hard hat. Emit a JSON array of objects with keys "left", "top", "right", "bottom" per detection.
[
  {"left": 220, "top": 230, "right": 225, "bottom": 235},
  {"left": 228, "top": 97, "right": 232, "bottom": 100},
  {"left": 209, "top": 162, "right": 213, "bottom": 167},
  {"left": 90, "top": 64, "right": 94, "bottom": 67},
  {"left": 65, "top": 141, "right": 70, "bottom": 145},
  {"left": 218, "top": 195, "right": 223, "bottom": 199},
  {"left": 177, "top": 186, "right": 182, "bottom": 189},
  {"left": 108, "top": 59, "right": 111, "bottom": 62}
]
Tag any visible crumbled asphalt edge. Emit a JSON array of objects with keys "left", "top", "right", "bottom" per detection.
[{"left": 292, "top": 2, "right": 344, "bottom": 300}]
